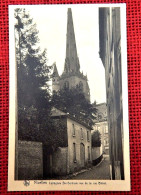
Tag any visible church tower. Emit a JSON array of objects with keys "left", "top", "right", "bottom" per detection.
[{"left": 52, "top": 8, "right": 90, "bottom": 101}]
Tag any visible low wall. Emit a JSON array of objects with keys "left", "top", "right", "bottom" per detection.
[
  {"left": 18, "top": 140, "right": 43, "bottom": 180},
  {"left": 92, "top": 146, "right": 103, "bottom": 166},
  {"left": 92, "top": 146, "right": 102, "bottom": 160}
]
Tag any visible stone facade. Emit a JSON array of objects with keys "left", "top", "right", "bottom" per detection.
[
  {"left": 99, "top": 7, "right": 124, "bottom": 180},
  {"left": 67, "top": 117, "right": 92, "bottom": 174},
  {"left": 92, "top": 103, "right": 109, "bottom": 154},
  {"left": 52, "top": 8, "right": 90, "bottom": 101},
  {"left": 93, "top": 121, "right": 109, "bottom": 154},
  {"left": 51, "top": 108, "right": 92, "bottom": 176},
  {"left": 95, "top": 103, "right": 107, "bottom": 121}
]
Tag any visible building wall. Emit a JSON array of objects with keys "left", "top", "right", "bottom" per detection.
[
  {"left": 92, "top": 121, "right": 109, "bottom": 154},
  {"left": 52, "top": 74, "right": 90, "bottom": 101},
  {"left": 56, "top": 74, "right": 90, "bottom": 101},
  {"left": 93, "top": 103, "right": 109, "bottom": 154},
  {"left": 52, "top": 76, "right": 60, "bottom": 92},
  {"left": 18, "top": 140, "right": 43, "bottom": 180},
  {"left": 52, "top": 147, "right": 68, "bottom": 176},
  {"left": 67, "top": 118, "right": 92, "bottom": 174},
  {"left": 43, "top": 116, "right": 68, "bottom": 178},
  {"left": 99, "top": 7, "right": 124, "bottom": 180},
  {"left": 95, "top": 103, "right": 107, "bottom": 120},
  {"left": 52, "top": 117, "right": 68, "bottom": 147}
]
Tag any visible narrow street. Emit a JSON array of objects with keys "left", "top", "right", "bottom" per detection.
[{"left": 69, "top": 155, "right": 110, "bottom": 180}]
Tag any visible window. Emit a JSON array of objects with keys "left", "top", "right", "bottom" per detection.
[
  {"left": 79, "top": 81, "right": 83, "bottom": 91},
  {"left": 108, "top": 78, "right": 110, "bottom": 88},
  {"left": 105, "top": 126, "right": 108, "bottom": 133},
  {"left": 72, "top": 124, "right": 75, "bottom": 136},
  {"left": 73, "top": 143, "right": 76, "bottom": 162},
  {"left": 64, "top": 81, "right": 69, "bottom": 89},
  {"left": 98, "top": 114, "right": 102, "bottom": 120},
  {"left": 109, "top": 58, "right": 112, "bottom": 73},
  {"left": 81, "top": 128, "right": 83, "bottom": 139},
  {"left": 104, "top": 138, "right": 108, "bottom": 146},
  {"left": 87, "top": 131, "right": 90, "bottom": 141},
  {"left": 104, "top": 140, "right": 105, "bottom": 145},
  {"left": 88, "top": 146, "right": 90, "bottom": 160}
]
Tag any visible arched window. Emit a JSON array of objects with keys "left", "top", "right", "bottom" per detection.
[
  {"left": 64, "top": 81, "right": 69, "bottom": 89},
  {"left": 98, "top": 112, "right": 104, "bottom": 121},
  {"left": 79, "top": 81, "right": 83, "bottom": 91}
]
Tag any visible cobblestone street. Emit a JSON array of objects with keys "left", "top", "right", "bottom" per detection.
[{"left": 69, "top": 155, "right": 111, "bottom": 180}]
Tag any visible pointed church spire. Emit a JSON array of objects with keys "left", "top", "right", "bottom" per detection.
[
  {"left": 64, "top": 8, "right": 80, "bottom": 73},
  {"left": 53, "top": 62, "right": 59, "bottom": 77}
]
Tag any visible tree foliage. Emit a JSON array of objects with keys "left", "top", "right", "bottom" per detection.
[
  {"left": 15, "top": 8, "right": 53, "bottom": 144},
  {"left": 15, "top": 9, "right": 67, "bottom": 151},
  {"left": 51, "top": 86, "right": 97, "bottom": 127},
  {"left": 92, "top": 130, "right": 101, "bottom": 147},
  {"left": 15, "top": 8, "right": 51, "bottom": 108}
]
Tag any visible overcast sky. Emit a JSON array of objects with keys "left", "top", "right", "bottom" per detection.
[{"left": 27, "top": 5, "right": 106, "bottom": 103}]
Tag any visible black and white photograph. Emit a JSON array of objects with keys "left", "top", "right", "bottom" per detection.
[{"left": 8, "top": 4, "right": 130, "bottom": 191}]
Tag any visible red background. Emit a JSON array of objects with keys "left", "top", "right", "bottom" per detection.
[{"left": 0, "top": 0, "right": 141, "bottom": 194}]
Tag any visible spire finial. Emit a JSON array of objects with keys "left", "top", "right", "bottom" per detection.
[
  {"left": 64, "top": 8, "right": 80, "bottom": 74},
  {"left": 52, "top": 62, "right": 59, "bottom": 77}
]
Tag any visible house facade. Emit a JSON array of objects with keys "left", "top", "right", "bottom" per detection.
[
  {"left": 92, "top": 103, "right": 109, "bottom": 154},
  {"left": 93, "top": 121, "right": 109, "bottom": 154},
  {"left": 50, "top": 108, "right": 92, "bottom": 176}
]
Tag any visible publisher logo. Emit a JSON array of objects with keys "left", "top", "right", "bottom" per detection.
[{"left": 23, "top": 180, "right": 30, "bottom": 187}]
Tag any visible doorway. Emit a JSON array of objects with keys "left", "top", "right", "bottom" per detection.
[{"left": 80, "top": 143, "right": 85, "bottom": 167}]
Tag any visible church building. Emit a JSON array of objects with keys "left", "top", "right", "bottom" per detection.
[{"left": 52, "top": 8, "right": 90, "bottom": 102}]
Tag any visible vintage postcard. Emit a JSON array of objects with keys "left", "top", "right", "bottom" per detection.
[{"left": 8, "top": 4, "right": 130, "bottom": 191}]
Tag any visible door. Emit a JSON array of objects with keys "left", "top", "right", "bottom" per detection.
[{"left": 80, "top": 143, "right": 85, "bottom": 167}]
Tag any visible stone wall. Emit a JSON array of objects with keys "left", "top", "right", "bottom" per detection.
[
  {"left": 52, "top": 147, "right": 68, "bottom": 176},
  {"left": 59, "top": 75, "right": 90, "bottom": 101},
  {"left": 43, "top": 147, "right": 68, "bottom": 177},
  {"left": 67, "top": 118, "right": 92, "bottom": 174},
  {"left": 18, "top": 140, "right": 43, "bottom": 180},
  {"left": 92, "top": 146, "right": 102, "bottom": 160}
]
